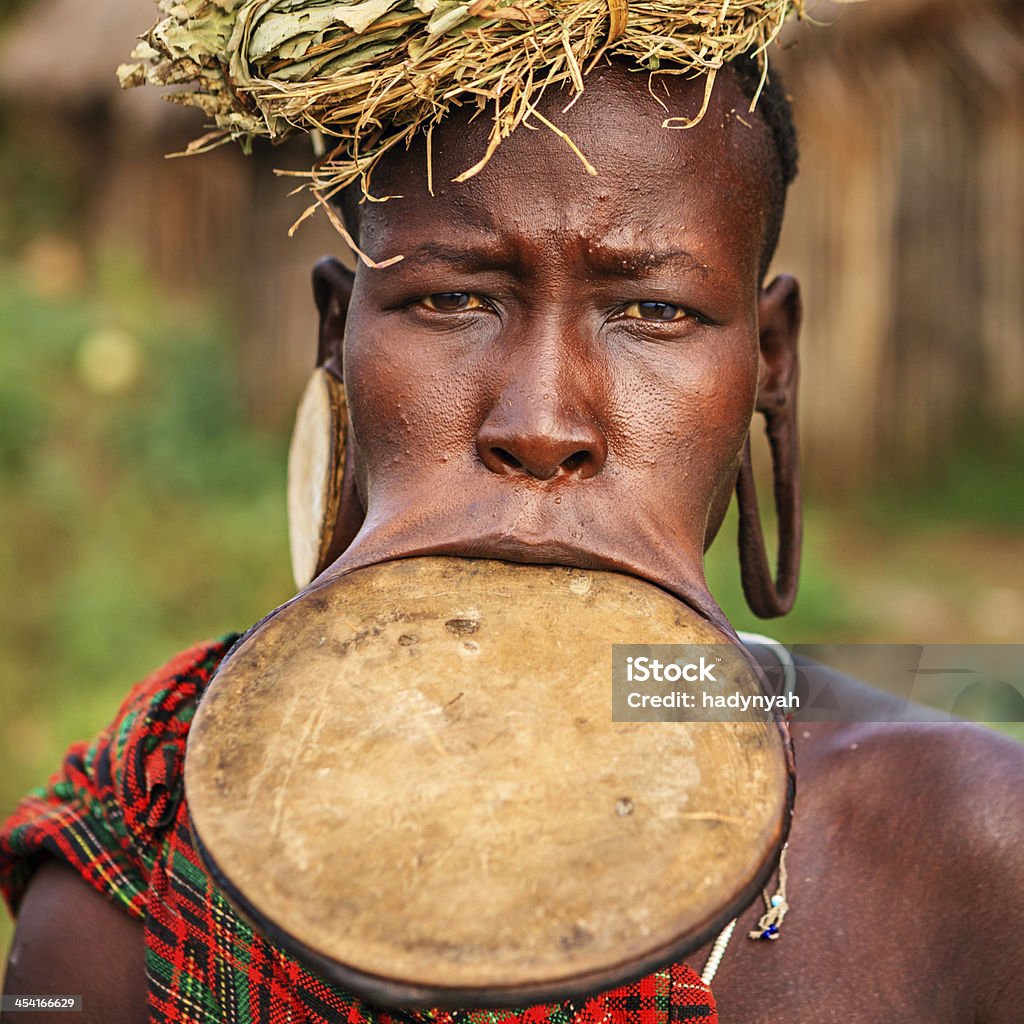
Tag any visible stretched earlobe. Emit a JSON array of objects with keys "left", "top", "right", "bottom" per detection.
[
  {"left": 737, "top": 274, "right": 803, "bottom": 618},
  {"left": 755, "top": 274, "right": 801, "bottom": 413},
  {"left": 312, "top": 256, "right": 355, "bottom": 372}
]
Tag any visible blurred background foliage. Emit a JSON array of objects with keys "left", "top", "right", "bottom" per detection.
[{"left": 1, "top": 0, "right": 1022, "bottom": 978}]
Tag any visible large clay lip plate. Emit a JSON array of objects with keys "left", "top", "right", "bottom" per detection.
[{"left": 186, "top": 557, "right": 792, "bottom": 1007}]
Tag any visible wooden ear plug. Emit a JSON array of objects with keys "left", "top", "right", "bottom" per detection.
[{"left": 287, "top": 368, "right": 348, "bottom": 590}]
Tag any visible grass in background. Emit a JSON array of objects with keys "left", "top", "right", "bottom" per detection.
[{"left": 0, "top": 251, "right": 293, "bottom": 967}]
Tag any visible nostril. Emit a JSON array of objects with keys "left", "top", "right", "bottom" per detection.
[
  {"left": 477, "top": 424, "right": 606, "bottom": 480},
  {"left": 491, "top": 447, "right": 523, "bottom": 471},
  {"left": 561, "top": 451, "right": 589, "bottom": 473}
]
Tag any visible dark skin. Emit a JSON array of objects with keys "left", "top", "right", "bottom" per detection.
[
  {"left": 314, "top": 67, "right": 790, "bottom": 637},
  {"left": 5, "top": 65, "right": 1023, "bottom": 1022}
]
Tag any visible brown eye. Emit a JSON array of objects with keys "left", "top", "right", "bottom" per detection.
[
  {"left": 623, "top": 301, "right": 687, "bottom": 322},
  {"left": 421, "top": 292, "right": 484, "bottom": 312}
]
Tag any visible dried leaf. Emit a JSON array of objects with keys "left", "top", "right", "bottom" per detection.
[
  {"left": 130, "top": 40, "right": 163, "bottom": 61},
  {"left": 427, "top": 2, "right": 471, "bottom": 36},
  {"left": 154, "top": 10, "right": 233, "bottom": 63},
  {"left": 336, "top": 0, "right": 408, "bottom": 35},
  {"left": 117, "top": 63, "right": 148, "bottom": 89}
]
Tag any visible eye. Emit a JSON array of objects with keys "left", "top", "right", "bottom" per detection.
[
  {"left": 420, "top": 292, "right": 486, "bottom": 312},
  {"left": 622, "top": 301, "right": 688, "bottom": 322}
]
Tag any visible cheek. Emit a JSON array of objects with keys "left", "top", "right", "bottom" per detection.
[
  {"left": 342, "top": 311, "right": 482, "bottom": 478},
  {"left": 608, "top": 331, "right": 758, "bottom": 486}
]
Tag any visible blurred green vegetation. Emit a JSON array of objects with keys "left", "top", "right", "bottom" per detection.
[
  {"left": 857, "top": 428, "right": 1024, "bottom": 532},
  {"left": 0, "top": 249, "right": 293, "bottom": 825}
]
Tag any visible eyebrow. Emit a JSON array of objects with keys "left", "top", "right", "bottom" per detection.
[
  {"left": 401, "top": 240, "right": 523, "bottom": 274},
  {"left": 397, "top": 240, "right": 712, "bottom": 279},
  {"left": 583, "top": 245, "right": 713, "bottom": 278}
]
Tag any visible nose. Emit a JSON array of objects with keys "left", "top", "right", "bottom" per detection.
[{"left": 476, "top": 397, "right": 607, "bottom": 482}]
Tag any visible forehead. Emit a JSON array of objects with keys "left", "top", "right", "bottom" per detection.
[{"left": 357, "top": 65, "right": 772, "bottom": 286}]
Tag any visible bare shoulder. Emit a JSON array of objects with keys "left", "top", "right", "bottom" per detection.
[
  {"left": 800, "top": 669, "right": 1024, "bottom": 831},
  {"left": 793, "top": 672, "right": 1024, "bottom": 1023},
  {"left": 2, "top": 861, "right": 146, "bottom": 1024}
]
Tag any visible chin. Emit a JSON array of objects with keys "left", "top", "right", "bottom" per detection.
[{"left": 323, "top": 494, "right": 735, "bottom": 638}]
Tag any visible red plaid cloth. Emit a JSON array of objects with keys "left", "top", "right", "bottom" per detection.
[{"left": 1, "top": 639, "right": 718, "bottom": 1024}]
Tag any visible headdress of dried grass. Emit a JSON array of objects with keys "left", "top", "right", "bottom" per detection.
[{"left": 118, "top": 1, "right": 843, "bottom": 255}]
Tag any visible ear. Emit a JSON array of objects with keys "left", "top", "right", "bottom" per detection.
[
  {"left": 756, "top": 274, "right": 801, "bottom": 414},
  {"left": 312, "top": 256, "right": 355, "bottom": 375}
]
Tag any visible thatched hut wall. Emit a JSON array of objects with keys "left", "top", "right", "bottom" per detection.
[{"left": 775, "top": 0, "right": 1024, "bottom": 486}]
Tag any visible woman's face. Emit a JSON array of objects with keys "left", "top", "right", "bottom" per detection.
[{"left": 324, "top": 65, "right": 799, "bottom": 632}]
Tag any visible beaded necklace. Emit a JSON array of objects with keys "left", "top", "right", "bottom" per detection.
[{"left": 701, "top": 633, "right": 797, "bottom": 985}]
